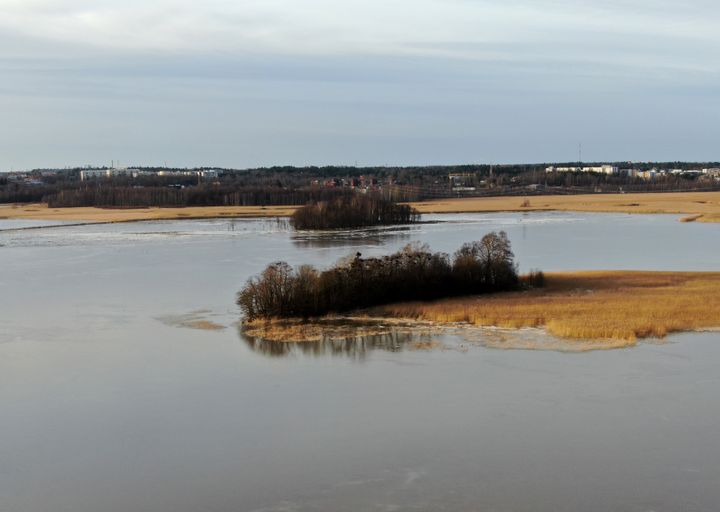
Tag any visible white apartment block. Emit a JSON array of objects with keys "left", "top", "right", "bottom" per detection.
[{"left": 545, "top": 165, "right": 618, "bottom": 175}]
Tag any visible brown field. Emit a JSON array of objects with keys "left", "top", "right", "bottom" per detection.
[
  {"left": 3, "top": 191, "right": 720, "bottom": 222},
  {"left": 0, "top": 203, "right": 296, "bottom": 223},
  {"left": 409, "top": 191, "right": 720, "bottom": 222},
  {"left": 371, "top": 271, "right": 720, "bottom": 345}
]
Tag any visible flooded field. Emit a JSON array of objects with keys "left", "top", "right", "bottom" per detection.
[{"left": 1, "top": 212, "right": 720, "bottom": 511}]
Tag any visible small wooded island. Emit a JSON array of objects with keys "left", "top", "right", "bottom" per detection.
[
  {"left": 238, "top": 231, "right": 532, "bottom": 319},
  {"left": 291, "top": 194, "right": 420, "bottom": 230}
]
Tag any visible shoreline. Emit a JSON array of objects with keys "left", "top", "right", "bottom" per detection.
[
  {"left": 241, "top": 271, "right": 720, "bottom": 349},
  {"left": 2, "top": 190, "right": 720, "bottom": 223},
  {"left": 0, "top": 204, "right": 296, "bottom": 223},
  {"left": 409, "top": 191, "right": 720, "bottom": 222}
]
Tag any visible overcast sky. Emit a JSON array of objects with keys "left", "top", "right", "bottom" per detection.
[{"left": 1, "top": 0, "right": 718, "bottom": 170}]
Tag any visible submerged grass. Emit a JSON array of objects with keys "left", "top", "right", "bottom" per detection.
[
  {"left": 242, "top": 317, "right": 436, "bottom": 343},
  {"left": 156, "top": 310, "right": 226, "bottom": 331},
  {"left": 370, "top": 271, "right": 720, "bottom": 344}
]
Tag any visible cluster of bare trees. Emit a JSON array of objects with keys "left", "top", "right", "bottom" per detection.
[
  {"left": 238, "top": 232, "right": 529, "bottom": 320},
  {"left": 291, "top": 194, "right": 420, "bottom": 229},
  {"left": 0, "top": 182, "right": 56, "bottom": 203}
]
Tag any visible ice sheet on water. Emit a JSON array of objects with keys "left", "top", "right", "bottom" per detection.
[
  {"left": 0, "top": 218, "right": 292, "bottom": 248},
  {"left": 0, "top": 219, "right": 78, "bottom": 231},
  {"left": 422, "top": 212, "right": 587, "bottom": 225}
]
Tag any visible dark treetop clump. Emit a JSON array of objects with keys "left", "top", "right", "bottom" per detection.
[
  {"left": 238, "top": 231, "right": 529, "bottom": 321},
  {"left": 291, "top": 194, "right": 420, "bottom": 230}
]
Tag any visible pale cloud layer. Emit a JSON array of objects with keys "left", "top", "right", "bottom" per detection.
[
  {"left": 2, "top": 1, "right": 719, "bottom": 58},
  {"left": 1, "top": 0, "right": 718, "bottom": 169}
]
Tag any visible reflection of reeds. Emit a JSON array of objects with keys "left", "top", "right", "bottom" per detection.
[
  {"left": 372, "top": 271, "right": 720, "bottom": 342},
  {"left": 239, "top": 321, "right": 435, "bottom": 359}
]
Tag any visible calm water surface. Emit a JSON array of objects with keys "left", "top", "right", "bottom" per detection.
[{"left": 1, "top": 212, "right": 719, "bottom": 512}]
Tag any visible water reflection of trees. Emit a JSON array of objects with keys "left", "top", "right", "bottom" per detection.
[
  {"left": 291, "top": 227, "right": 412, "bottom": 249},
  {"left": 239, "top": 329, "right": 435, "bottom": 360}
]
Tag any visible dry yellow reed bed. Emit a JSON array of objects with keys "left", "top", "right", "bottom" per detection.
[
  {"left": 409, "top": 191, "right": 720, "bottom": 221},
  {"left": 0, "top": 203, "right": 296, "bottom": 222},
  {"left": 371, "top": 271, "right": 720, "bottom": 343},
  {"left": 697, "top": 213, "right": 720, "bottom": 223},
  {"left": 4, "top": 191, "right": 720, "bottom": 222}
]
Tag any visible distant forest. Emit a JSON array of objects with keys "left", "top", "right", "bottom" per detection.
[{"left": 2, "top": 162, "right": 719, "bottom": 207}]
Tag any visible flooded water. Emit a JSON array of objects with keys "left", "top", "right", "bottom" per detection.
[{"left": 1, "top": 212, "right": 719, "bottom": 511}]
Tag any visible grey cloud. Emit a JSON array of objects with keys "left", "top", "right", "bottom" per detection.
[{"left": 0, "top": 1, "right": 718, "bottom": 169}]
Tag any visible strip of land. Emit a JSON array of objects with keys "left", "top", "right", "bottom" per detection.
[
  {"left": 409, "top": 191, "right": 720, "bottom": 222},
  {"left": 243, "top": 271, "right": 720, "bottom": 349},
  {"left": 371, "top": 271, "right": 720, "bottom": 345},
  {"left": 0, "top": 204, "right": 296, "bottom": 222},
  {"left": 2, "top": 191, "right": 720, "bottom": 223}
]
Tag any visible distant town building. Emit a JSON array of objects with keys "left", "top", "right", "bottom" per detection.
[
  {"left": 545, "top": 165, "right": 618, "bottom": 175},
  {"left": 449, "top": 173, "right": 476, "bottom": 190},
  {"left": 155, "top": 169, "right": 220, "bottom": 179},
  {"left": 199, "top": 169, "right": 220, "bottom": 179},
  {"left": 80, "top": 167, "right": 223, "bottom": 181},
  {"left": 80, "top": 168, "right": 140, "bottom": 180}
]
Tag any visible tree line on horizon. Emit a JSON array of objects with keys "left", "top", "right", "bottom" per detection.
[
  {"left": 2, "top": 163, "right": 719, "bottom": 206},
  {"left": 44, "top": 184, "right": 352, "bottom": 208}
]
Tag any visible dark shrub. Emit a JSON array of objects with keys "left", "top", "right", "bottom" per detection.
[{"left": 521, "top": 269, "right": 546, "bottom": 288}]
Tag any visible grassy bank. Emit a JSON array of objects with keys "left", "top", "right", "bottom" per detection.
[
  {"left": 0, "top": 203, "right": 296, "bottom": 222},
  {"left": 3, "top": 191, "right": 720, "bottom": 222},
  {"left": 410, "top": 191, "right": 720, "bottom": 222},
  {"left": 372, "top": 271, "right": 720, "bottom": 343}
]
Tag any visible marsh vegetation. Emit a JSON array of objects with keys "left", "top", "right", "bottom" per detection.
[{"left": 375, "top": 271, "right": 720, "bottom": 342}]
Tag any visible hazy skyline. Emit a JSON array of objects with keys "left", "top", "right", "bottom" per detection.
[{"left": 1, "top": 0, "right": 718, "bottom": 170}]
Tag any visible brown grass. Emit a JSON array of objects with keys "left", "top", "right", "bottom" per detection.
[
  {"left": 0, "top": 203, "right": 297, "bottom": 222},
  {"left": 409, "top": 191, "right": 720, "bottom": 222},
  {"left": 4, "top": 191, "right": 720, "bottom": 222},
  {"left": 369, "top": 271, "right": 720, "bottom": 343},
  {"left": 698, "top": 213, "right": 720, "bottom": 223}
]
